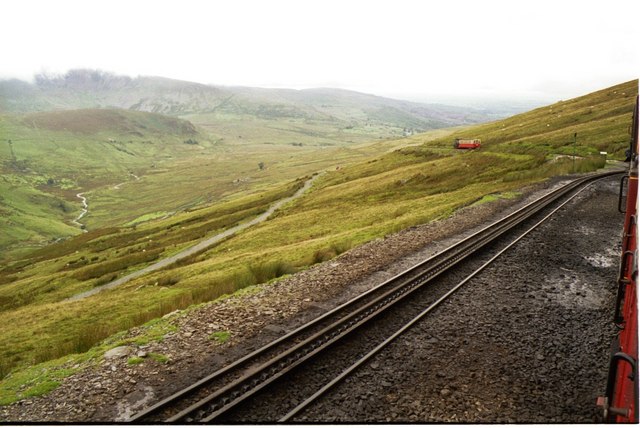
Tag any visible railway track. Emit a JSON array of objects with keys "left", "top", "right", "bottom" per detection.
[{"left": 128, "top": 170, "right": 621, "bottom": 423}]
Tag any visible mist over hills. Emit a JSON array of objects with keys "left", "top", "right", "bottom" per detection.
[
  {"left": 0, "top": 71, "right": 230, "bottom": 116},
  {"left": 0, "top": 69, "right": 495, "bottom": 130}
]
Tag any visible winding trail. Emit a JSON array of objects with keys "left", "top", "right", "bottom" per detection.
[{"left": 65, "top": 174, "right": 322, "bottom": 302}]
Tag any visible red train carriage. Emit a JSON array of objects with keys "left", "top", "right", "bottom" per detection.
[
  {"left": 453, "top": 138, "right": 481, "bottom": 149},
  {"left": 598, "top": 95, "right": 638, "bottom": 423}
]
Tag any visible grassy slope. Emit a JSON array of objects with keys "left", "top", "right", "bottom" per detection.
[
  {"left": 168, "top": 75, "right": 635, "bottom": 293},
  {"left": 0, "top": 89, "right": 466, "bottom": 257},
  {"left": 1, "top": 71, "right": 492, "bottom": 137},
  {"left": 416, "top": 81, "right": 637, "bottom": 158},
  {"left": 0, "top": 72, "right": 500, "bottom": 257},
  {"left": 182, "top": 87, "right": 490, "bottom": 149},
  {"left": 0, "top": 80, "right": 636, "bottom": 401},
  {"left": 0, "top": 109, "right": 212, "bottom": 255},
  {"left": 17, "top": 72, "right": 441, "bottom": 129}
]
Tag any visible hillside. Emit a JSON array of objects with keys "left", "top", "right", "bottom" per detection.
[
  {"left": 22, "top": 109, "right": 198, "bottom": 135},
  {"left": 1, "top": 104, "right": 446, "bottom": 256},
  {"left": 0, "top": 109, "right": 210, "bottom": 255},
  {"left": 0, "top": 70, "right": 492, "bottom": 134},
  {"left": 224, "top": 86, "right": 487, "bottom": 127},
  {"left": 0, "top": 72, "right": 231, "bottom": 115},
  {"left": 0, "top": 79, "right": 636, "bottom": 389},
  {"left": 0, "top": 70, "right": 502, "bottom": 256},
  {"left": 412, "top": 80, "right": 638, "bottom": 159}
]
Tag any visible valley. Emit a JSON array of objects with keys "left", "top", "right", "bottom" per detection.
[
  {"left": 0, "top": 71, "right": 494, "bottom": 257},
  {"left": 0, "top": 75, "right": 636, "bottom": 411}
]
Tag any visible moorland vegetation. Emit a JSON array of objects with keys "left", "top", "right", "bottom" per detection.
[{"left": 0, "top": 77, "right": 636, "bottom": 405}]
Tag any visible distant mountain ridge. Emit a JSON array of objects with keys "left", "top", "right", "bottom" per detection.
[
  {"left": 0, "top": 71, "right": 230, "bottom": 116},
  {"left": 0, "top": 69, "right": 491, "bottom": 130}
]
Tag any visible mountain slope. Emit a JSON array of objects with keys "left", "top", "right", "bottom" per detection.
[
  {"left": 410, "top": 79, "right": 638, "bottom": 159},
  {"left": 0, "top": 109, "right": 208, "bottom": 254},
  {"left": 0, "top": 80, "right": 636, "bottom": 383},
  {"left": 0, "top": 70, "right": 504, "bottom": 256},
  {"left": 0, "top": 71, "right": 232, "bottom": 115},
  {"left": 0, "top": 69, "right": 491, "bottom": 131},
  {"left": 225, "top": 86, "right": 486, "bottom": 127}
]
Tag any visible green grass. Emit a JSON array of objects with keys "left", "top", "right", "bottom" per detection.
[
  {"left": 124, "top": 317, "right": 178, "bottom": 347},
  {"left": 470, "top": 191, "right": 522, "bottom": 207},
  {"left": 124, "top": 212, "right": 171, "bottom": 227},
  {"left": 127, "top": 357, "right": 144, "bottom": 365},
  {"left": 0, "top": 105, "right": 429, "bottom": 258},
  {"left": 0, "top": 79, "right": 636, "bottom": 400},
  {"left": 209, "top": 331, "right": 231, "bottom": 343},
  {"left": 0, "top": 310, "right": 183, "bottom": 404},
  {"left": 0, "top": 360, "right": 75, "bottom": 405},
  {"left": 0, "top": 109, "right": 213, "bottom": 255},
  {"left": 407, "top": 81, "right": 636, "bottom": 159},
  {"left": 148, "top": 353, "right": 169, "bottom": 364}
]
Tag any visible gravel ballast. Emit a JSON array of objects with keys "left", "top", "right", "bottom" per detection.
[
  {"left": 296, "top": 176, "right": 622, "bottom": 423},
  {"left": 0, "top": 174, "right": 624, "bottom": 422}
]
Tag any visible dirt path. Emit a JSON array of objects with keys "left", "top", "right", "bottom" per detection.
[{"left": 65, "top": 174, "right": 321, "bottom": 302}]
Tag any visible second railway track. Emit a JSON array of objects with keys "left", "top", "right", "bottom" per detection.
[{"left": 129, "top": 170, "right": 622, "bottom": 423}]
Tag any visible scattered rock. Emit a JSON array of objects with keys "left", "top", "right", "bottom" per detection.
[
  {"left": 0, "top": 178, "right": 619, "bottom": 423},
  {"left": 104, "top": 346, "right": 133, "bottom": 360}
]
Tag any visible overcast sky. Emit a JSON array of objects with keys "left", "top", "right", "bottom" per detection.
[{"left": 2, "top": 0, "right": 638, "bottom": 103}]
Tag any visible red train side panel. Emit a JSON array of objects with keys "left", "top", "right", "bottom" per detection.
[{"left": 598, "top": 95, "right": 638, "bottom": 423}]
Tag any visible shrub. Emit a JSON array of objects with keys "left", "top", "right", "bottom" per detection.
[
  {"left": 331, "top": 241, "right": 353, "bottom": 255},
  {"left": 156, "top": 275, "right": 180, "bottom": 287},
  {"left": 72, "top": 248, "right": 164, "bottom": 281},
  {"left": 148, "top": 353, "right": 169, "bottom": 364},
  {"left": 313, "top": 248, "right": 337, "bottom": 264},
  {"left": 247, "top": 261, "right": 296, "bottom": 284},
  {"left": 93, "top": 273, "right": 118, "bottom": 287}
]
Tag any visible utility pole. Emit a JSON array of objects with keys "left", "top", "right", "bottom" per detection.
[{"left": 573, "top": 132, "right": 577, "bottom": 173}]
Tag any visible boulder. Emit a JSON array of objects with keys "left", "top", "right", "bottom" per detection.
[{"left": 104, "top": 346, "right": 133, "bottom": 359}]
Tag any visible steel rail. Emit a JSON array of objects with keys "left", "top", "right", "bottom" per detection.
[
  {"left": 128, "top": 170, "right": 621, "bottom": 423},
  {"left": 197, "top": 171, "right": 618, "bottom": 423},
  {"left": 279, "top": 174, "right": 607, "bottom": 422}
]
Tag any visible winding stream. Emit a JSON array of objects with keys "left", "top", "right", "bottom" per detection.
[
  {"left": 72, "top": 173, "right": 141, "bottom": 230},
  {"left": 113, "top": 172, "right": 141, "bottom": 190},
  {"left": 65, "top": 174, "right": 322, "bottom": 302},
  {"left": 71, "top": 193, "right": 88, "bottom": 231}
]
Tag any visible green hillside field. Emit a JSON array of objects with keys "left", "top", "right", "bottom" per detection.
[
  {"left": 0, "top": 71, "right": 510, "bottom": 259},
  {"left": 0, "top": 79, "right": 636, "bottom": 405},
  {"left": 0, "top": 107, "right": 445, "bottom": 258},
  {"left": 0, "top": 109, "right": 213, "bottom": 255}
]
